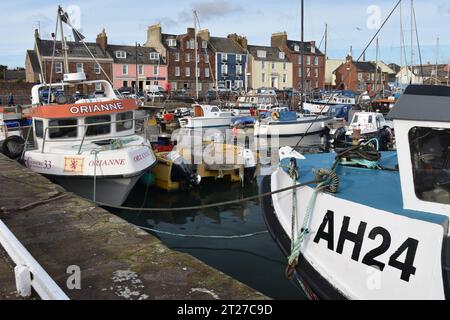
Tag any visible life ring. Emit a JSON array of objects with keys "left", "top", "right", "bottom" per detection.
[{"left": 271, "top": 111, "right": 280, "bottom": 120}]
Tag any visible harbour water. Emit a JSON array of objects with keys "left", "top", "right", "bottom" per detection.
[{"left": 114, "top": 131, "right": 326, "bottom": 299}]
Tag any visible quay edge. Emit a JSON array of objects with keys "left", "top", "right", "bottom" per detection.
[{"left": 0, "top": 153, "right": 267, "bottom": 300}]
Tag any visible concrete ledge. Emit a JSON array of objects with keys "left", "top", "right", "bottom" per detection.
[{"left": 0, "top": 154, "right": 267, "bottom": 300}]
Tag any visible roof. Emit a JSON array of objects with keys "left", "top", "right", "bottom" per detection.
[
  {"left": 354, "top": 61, "right": 378, "bottom": 72},
  {"left": 247, "top": 45, "right": 290, "bottom": 62},
  {"left": 27, "top": 50, "right": 41, "bottom": 73},
  {"left": 209, "top": 37, "right": 245, "bottom": 54},
  {"left": 161, "top": 33, "right": 181, "bottom": 52},
  {"left": 388, "top": 85, "right": 450, "bottom": 122},
  {"left": 106, "top": 45, "right": 165, "bottom": 65},
  {"left": 376, "top": 61, "right": 396, "bottom": 75},
  {"left": 36, "top": 39, "right": 112, "bottom": 60},
  {"left": 286, "top": 40, "right": 324, "bottom": 55},
  {"left": 3, "top": 69, "right": 25, "bottom": 81}
]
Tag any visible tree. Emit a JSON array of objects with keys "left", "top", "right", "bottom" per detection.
[{"left": 0, "top": 65, "right": 7, "bottom": 79}]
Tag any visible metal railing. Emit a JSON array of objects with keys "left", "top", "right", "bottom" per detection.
[
  {"left": 39, "top": 115, "right": 151, "bottom": 154},
  {"left": 0, "top": 220, "right": 69, "bottom": 300}
]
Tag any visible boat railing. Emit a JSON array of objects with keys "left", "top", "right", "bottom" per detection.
[{"left": 39, "top": 115, "right": 151, "bottom": 155}]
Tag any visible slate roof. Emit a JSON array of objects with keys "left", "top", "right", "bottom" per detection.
[
  {"left": 286, "top": 40, "right": 324, "bottom": 55},
  {"left": 354, "top": 61, "right": 378, "bottom": 72},
  {"left": 162, "top": 33, "right": 181, "bottom": 52},
  {"left": 247, "top": 45, "right": 290, "bottom": 62},
  {"left": 27, "top": 50, "right": 41, "bottom": 73},
  {"left": 388, "top": 85, "right": 450, "bottom": 122},
  {"left": 209, "top": 37, "right": 245, "bottom": 54},
  {"left": 106, "top": 45, "right": 165, "bottom": 65},
  {"left": 36, "top": 39, "right": 111, "bottom": 60}
]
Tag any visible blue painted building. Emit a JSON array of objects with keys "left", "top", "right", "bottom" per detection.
[{"left": 209, "top": 37, "right": 247, "bottom": 91}]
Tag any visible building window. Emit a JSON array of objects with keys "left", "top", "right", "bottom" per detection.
[
  {"left": 315, "top": 81, "right": 319, "bottom": 88},
  {"left": 189, "top": 39, "right": 195, "bottom": 49},
  {"left": 306, "top": 56, "right": 311, "bottom": 65},
  {"left": 123, "top": 65, "right": 128, "bottom": 75},
  {"left": 221, "top": 64, "right": 228, "bottom": 75},
  {"left": 95, "top": 83, "right": 102, "bottom": 91},
  {"left": 262, "top": 61, "right": 265, "bottom": 69},
  {"left": 196, "top": 67, "right": 200, "bottom": 77},
  {"left": 149, "top": 52, "right": 159, "bottom": 60},
  {"left": 257, "top": 50, "right": 266, "bottom": 58},
  {"left": 55, "top": 62, "right": 63, "bottom": 74},
  {"left": 185, "top": 53, "right": 190, "bottom": 62},
  {"left": 116, "top": 51, "right": 127, "bottom": 59},
  {"left": 262, "top": 73, "right": 266, "bottom": 83},
  {"left": 306, "top": 68, "right": 311, "bottom": 77},
  {"left": 272, "top": 63, "right": 275, "bottom": 70},
  {"left": 205, "top": 68, "right": 210, "bottom": 78},
  {"left": 202, "top": 40, "right": 207, "bottom": 49},
  {"left": 205, "top": 54, "right": 209, "bottom": 62},
  {"left": 76, "top": 63, "right": 84, "bottom": 73},
  {"left": 299, "top": 67, "right": 302, "bottom": 77},
  {"left": 138, "top": 65, "right": 144, "bottom": 76},
  {"left": 371, "top": 73, "right": 375, "bottom": 81},
  {"left": 237, "top": 65, "right": 242, "bottom": 75},
  {"left": 185, "top": 67, "right": 190, "bottom": 77},
  {"left": 168, "top": 39, "right": 177, "bottom": 47},
  {"left": 154, "top": 65, "right": 158, "bottom": 76},
  {"left": 358, "top": 72, "right": 363, "bottom": 81},
  {"left": 94, "top": 63, "right": 101, "bottom": 75},
  {"left": 314, "top": 57, "right": 319, "bottom": 65},
  {"left": 283, "top": 74, "right": 287, "bottom": 83},
  {"left": 175, "top": 52, "right": 180, "bottom": 62},
  {"left": 222, "top": 53, "right": 228, "bottom": 62},
  {"left": 175, "top": 67, "right": 180, "bottom": 77},
  {"left": 294, "top": 45, "right": 300, "bottom": 52},
  {"left": 236, "top": 54, "right": 242, "bottom": 63},
  {"left": 279, "top": 52, "right": 285, "bottom": 60},
  {"left": 314, "top": 68, "right": 319, "bottom": 78},
  {"left": 196, "top": 55, "right": 200, "bottom": 63},
  {"left": 283, "top": 63, "right": 287, "bottom": 70}
]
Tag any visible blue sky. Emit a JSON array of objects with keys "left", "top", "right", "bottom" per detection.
[{"left": 1, "top": 0, "right": 449, "bottom": 68}]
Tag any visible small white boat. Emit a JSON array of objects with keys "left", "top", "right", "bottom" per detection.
[
  {"left": 254, "top": 110, "right": 332, "bottom": 137},
  {"left": 179, "top": 105, "right": 233, "bottom": 129}
]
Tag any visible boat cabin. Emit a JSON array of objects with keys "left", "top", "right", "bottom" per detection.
[
  {"left": 389, "top": 85, "right": 450, "bottom": 216},
  {"left": 347, "top": 112, "right": 392, "bottom": 135},
  {"left": 192, "top": 104, "right": 230, "bottom": 118},
  {"left": 29, "top": 73, "right": 137, "bottom": 153}
]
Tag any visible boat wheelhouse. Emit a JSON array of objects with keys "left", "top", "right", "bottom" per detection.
[
  {"left": 262, "top": 85, "right": 450, "bottom": 299},
  {"left": 23, "top": 75, "right": 156, "bottom": 206}
]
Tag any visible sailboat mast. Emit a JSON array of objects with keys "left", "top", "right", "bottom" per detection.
[
  {"left": 410, "top": 0, "right": 414, "bottom": 84},
  {"left": 324, "top": 23, "right": 328, "bottom": 91},
  {"left": 375, "top": 37, "right": 379, "bottom": 93},
  {"left": 194, "top": 10, "right": 199, "bottom": 100},
  {"left": 300, "top": 0, "right": 304, "bottom": 111},
  {"left": 399, "top": 0, "right": 403, "bottom": 84},
  {"left": 436, "top": 37, "right": 439, "bottom": 85}
]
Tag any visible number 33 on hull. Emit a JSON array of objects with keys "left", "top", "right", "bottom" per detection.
[{"left": 262, "top": 85, "right": 450, "bottom": 300}]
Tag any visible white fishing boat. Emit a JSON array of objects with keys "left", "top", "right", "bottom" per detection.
[
  {"left": 254, "top": 111, "right": 332, "bottom": 137},
  {"left": 17, "top": 7, "right": 156, "bottom": 206},
  {"left": 179, "top": 104, "right": 233, "bottom": 129},
  {"left": 261, "top": 84, "right": 450, "bottom": 299},
  {"left": 303, "top": 94, "right": 356, "bottom": 115},
  {"left": 230, "top": 90, "right": 279, "bottom": 116}
]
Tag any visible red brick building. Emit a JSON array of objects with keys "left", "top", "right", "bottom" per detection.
[
  {"left": 145, "top": 24, "right": 215, "bottom": 97},
  {"left": 334, "top": 55, "right": 388, "bottom": 93},
  {"left": 25, "top": 30, "right": 113, "bottom": 90},
  {"left": 271, "top": 32, "right": 325, "bottom": 92}
]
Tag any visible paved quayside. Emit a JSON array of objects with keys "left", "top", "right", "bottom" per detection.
[{"left": 0, "top": 154, "right": 267, "bottom": 300}]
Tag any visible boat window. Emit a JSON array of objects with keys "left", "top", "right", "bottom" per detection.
[
  {"left": 211, "top": 107, "right": 220, "bottom": 113},
  {"left": 368, "top": 116, "right": 373, "bottom": 124},
  {"left": 34, "top": 120, "right": 44, "bottom": 138},
  {"left": 352, "top": 115, "right": 359, "bottom": 124},
  {"left": 86, "top": 115, "right": 111, "bottom": 136},
  {"left": 409, "top": 127, "right": 450, "bottom": 205},
  {"left": 116, "top": 112, "right": 133, "bottom": 132},
  {"left": 49, "top": 119, "right": 78, "bottom": 139}
]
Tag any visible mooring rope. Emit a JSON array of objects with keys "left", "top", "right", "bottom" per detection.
[
  {"left": 95, "top": 178, "right": 323, "bottom": 212},
  {"left": 138, "top": 225, "right": 268, "bottom": 239}
]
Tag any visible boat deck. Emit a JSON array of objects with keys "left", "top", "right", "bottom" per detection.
[{"left": 280, "top": 151, "right": 449, "bottom": 228}]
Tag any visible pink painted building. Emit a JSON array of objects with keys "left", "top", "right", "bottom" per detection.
[{"left": 96, "top": 29, "right": 168, "bottom": 92}]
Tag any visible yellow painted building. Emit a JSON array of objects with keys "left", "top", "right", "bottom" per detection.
[{"left": 247, "top": 45, "right": 293, "bottom": 90}]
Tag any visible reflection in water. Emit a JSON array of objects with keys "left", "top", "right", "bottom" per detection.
[{"left": 113, "top": 130, "right": 328, "bottom": 300}]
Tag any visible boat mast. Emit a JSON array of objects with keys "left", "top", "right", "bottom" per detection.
[
  {"left": 324, "top": 23, "right": 328, "bottom": 92},
  {"left": 435, "top": 37, "right": 439, "bottom": 85},
  {"left": 375, "top": 37, "right": 379, "bottom": 93},
  {"left": 58, "top": 6, "right": 69, "bottom": 74},
  {"left": 399, "top": 0, "right": 403, "bottom": 86},
  {"left": 410, "top": 0, "right": 414, "bottom": 84},
  {"left": 300, "top": 0, "right": 304, "bottom": 111},
  {"left": 194, "top": 10, "right": 199, "bottom": 101}
]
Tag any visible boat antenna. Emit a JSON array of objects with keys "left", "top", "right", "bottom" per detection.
[
  {"left": 294, "top": 0, "right": 402, "bottom": 149},
  {"left": 47, "top": 7, "right": 61, "bottom": 104}
]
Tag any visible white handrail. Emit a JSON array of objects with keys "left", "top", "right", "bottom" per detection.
[{"left": 0, "top": 220, "right": 69, "bottom": 300}]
